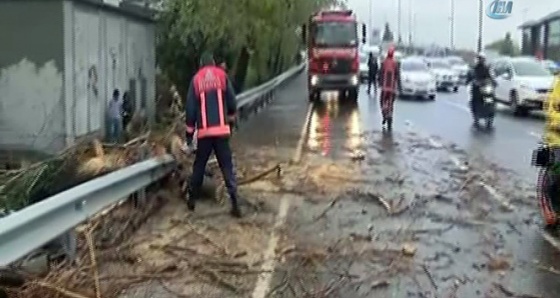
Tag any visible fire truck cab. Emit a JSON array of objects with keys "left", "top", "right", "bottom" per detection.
[{"left": 301, "top": 9, "right": 366, "bottom": 102}]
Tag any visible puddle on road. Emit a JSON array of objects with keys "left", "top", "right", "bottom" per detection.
[{"left": 273, "top": 127, "right": 560, "bottom": 298}]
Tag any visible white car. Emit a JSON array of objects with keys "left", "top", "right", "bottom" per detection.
[
  {"left": 427, "top": 59, "right": 459, "bottom": 92},
  {"left": 491, "top": 57, "right": 555, "bottom": 116},
  {"left": 446, "top": 56, "right": 469, "bottom": 84},
  {"left": 399, "top": 58, "right": 437, "bottom": 100}
]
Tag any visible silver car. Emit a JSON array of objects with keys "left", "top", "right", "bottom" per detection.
[
  {"left": 399, "top": 58, "right": 437, "bottom": 100},
  {"left": 427, "top": 59, "right": 459, "bottom": 92}
]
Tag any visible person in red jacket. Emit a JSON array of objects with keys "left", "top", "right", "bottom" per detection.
[
  {"left": 378, "top": 45, "right": 402, "bottom": 130},
  {"left": 185, "top": 52, "right": 241, "bottom": 218}
]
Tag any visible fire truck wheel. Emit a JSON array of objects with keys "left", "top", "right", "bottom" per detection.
[
  {"left": 308, "top": 91, "right": 319, "bottom": 102},
  {"left": 348, "top": 88, "right": 358, "bottom": 101}
]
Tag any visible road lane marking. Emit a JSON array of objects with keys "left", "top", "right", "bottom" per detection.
[
  {"left": 251, "top": 196, "right": 291, "bottom": 298},
  {"left": 478, "top": 182, "right": 515, "bottom": 211},
  {"left": 540, "top": 231, "right": 560, "bottom": 250},
  {"left": 252, "top": 103, "right": 314, "bottom": 298},
  {"left": 292, "top": 103, "right": 314, "bottom": 163}
]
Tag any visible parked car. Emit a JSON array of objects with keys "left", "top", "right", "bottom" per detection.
[
  {"left": 446, "top": 56, "right": 469, "bottom": 84},
  {"left": 399, "top": 58, "right": 436, "bottom": 100},
  {"left": 426, "top": 58, "right": 459, "bottom": 92},
  {"left": 491, "top": 57, "right": 555, "bottom": 116}
]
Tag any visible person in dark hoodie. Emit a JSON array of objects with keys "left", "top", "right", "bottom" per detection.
[
  {"left": 367, "top": 52, "right": 378, "bottom": 94},
  {"left": 184, "top": 52, "right": 242, "bottom": 218},
  {"left": 122, "top": 91, "right": 133, "bottom": 133}
]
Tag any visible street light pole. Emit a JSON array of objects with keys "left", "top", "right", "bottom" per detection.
[
  {"left": 450, "top": 0, "right": 455, "bottom": 49},
  {"left": 477, "top": 0, "right": 483, "bottom": 52},
  {"left": 369, "top": 0, "right": 373, "bottom": 45},
  {"left": 408, "top": 0, "right": 412, "bottom": 51},
  {"left": 397, "top": 0, "right": 402, "bottom": 44}
]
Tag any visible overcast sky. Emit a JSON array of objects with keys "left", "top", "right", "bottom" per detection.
[{"left": 346, "top": 0, "right": 559, "bottom": 50}]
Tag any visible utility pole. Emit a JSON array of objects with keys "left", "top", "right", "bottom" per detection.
[
  {"left": 408, "top": 0, "right": 412, "bottom": 51},
  {"left": 450, "top": 0, "right": 455, "bottom": 49},
  {"left": 397, "top": 0, "right": 402, "bottom": 45},
  {"left": 477, "top": 0, "right": 483, "bottom": 52},
  {"left": 369, "top": 0, "right": 374, "bottom": 45}
]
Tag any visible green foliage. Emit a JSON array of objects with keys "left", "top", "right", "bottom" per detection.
[
  {"left": 485, "top": 32, "right": 519, "bottom": 56},
  {"left": 382, "top": 22, "right": 394, "bottom": 42},
  {"left": 157, "top": 0, "right": 342, "bottom": 97}
]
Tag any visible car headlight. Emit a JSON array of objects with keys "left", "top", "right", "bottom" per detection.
[
  {"left": 350, "top": 75, "right": 358, "bottom": 85},
  {"left": 311, "top": 75, "right": 318, "bottom": 86},
  {"left": 482, "top": 85, "right": 494, "bottom": 94}
]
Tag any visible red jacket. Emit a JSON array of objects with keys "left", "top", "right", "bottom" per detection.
[
  {"left": 186, "top": 66, "right": 237, "bottom": 138},
  {"left": 379, "top": 58, "right": 401, "bottom": 93}
]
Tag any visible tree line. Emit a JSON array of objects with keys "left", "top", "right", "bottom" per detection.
[
  {"left": 485, "top": 32, "right": 520, "bottom": 56},
  {"left": 156, "top": 0, "right": 342, "bottom": 98}
]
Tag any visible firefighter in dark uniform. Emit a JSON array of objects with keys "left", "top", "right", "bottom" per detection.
[
  {"left": 367, "top": 52, "right": 378, "bottom": 94},
  {"left": 185, "top": 52, "right": 242, "bottom": 218},
  {"left": 378, "top": 45, "right": 402, "bottom": 130}
]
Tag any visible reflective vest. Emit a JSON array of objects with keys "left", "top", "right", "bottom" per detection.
[
  {"left": 187, "top": 66, "right": 231, "bottom": 138},
  {"left": 381, "top": 58, "right": 398, "bottom": 92}
]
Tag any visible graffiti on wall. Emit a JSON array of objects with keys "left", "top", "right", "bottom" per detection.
[
  {"left": 87, "top": 65, "right": 99, "bottom": 97},
  {"left": 127, "top": 65, "right": 147, "bottom": 112}
]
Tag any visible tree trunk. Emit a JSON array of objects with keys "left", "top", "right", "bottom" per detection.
[{"left": 233, "top": 46, "right": 251, "bottom": 92}]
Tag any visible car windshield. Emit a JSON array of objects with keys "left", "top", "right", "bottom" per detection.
[
  {"left": 311, "top": 21, "right": 357, "bottom": 47},
  {"left": 401, "top": 61, "right": 428, "bottom": 72},
  {"left": 430, "top": 61, "right": 451, "bottom": 69},
  {"left": 512, "top": 61, "right": 551, "bottom": 76}
]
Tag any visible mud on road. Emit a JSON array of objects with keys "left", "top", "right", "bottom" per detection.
[
  {"left": 112, "top": 128, "right": 558, "bottom": 298},
  {"left": 267, "top": 129, "right": 560, "bottom": 298}
]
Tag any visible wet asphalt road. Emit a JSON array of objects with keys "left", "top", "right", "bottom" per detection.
[{"left": 235, "top": 72, "right": 560, "bottom": 297}]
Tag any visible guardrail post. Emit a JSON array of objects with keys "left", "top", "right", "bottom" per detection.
[
  {"left": 134, "top": 144, "right": 149, "bottom": 207},
  {"left": 53, "top": 228, "right": 77, "bottom": 263}
]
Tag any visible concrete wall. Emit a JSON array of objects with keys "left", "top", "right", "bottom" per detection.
[
  {"left": 64, "top": 0, "right": 156, "bottom": 142},
  {"left": 0, "top": 0, "right": 155, "bottom": 154},
  {"left": 0, "top": 1, "right": 66, "bottom": 153}
]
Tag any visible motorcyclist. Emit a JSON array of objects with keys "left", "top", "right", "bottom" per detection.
[{"left": 466, "top": 52, "right": 495, "bottom": 128}]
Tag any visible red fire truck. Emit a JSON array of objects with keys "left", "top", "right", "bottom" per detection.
[{"left": 301, "top": 9, "right": 366, "bottom": 102}]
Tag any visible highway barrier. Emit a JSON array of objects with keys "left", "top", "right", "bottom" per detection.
[{"left": 0, "top": 63, "right": 305, "bottom": 267}]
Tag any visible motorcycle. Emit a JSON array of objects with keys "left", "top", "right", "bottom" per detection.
[
  {"left": 471, "top": 79, "right": 496, "bottom": 129},
  {"left": 533, "top": 145, "right": 560, "bottom": 231}
]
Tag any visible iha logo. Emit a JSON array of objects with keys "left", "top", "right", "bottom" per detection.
[{"left": 486, "top": 0, "right": 513, "bottom": 20}]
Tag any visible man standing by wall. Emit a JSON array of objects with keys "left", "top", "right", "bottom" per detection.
[{"left": 107, "top": 89, "right": 123, "bottom": 143}]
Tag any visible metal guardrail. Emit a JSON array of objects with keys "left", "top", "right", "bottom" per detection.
[{"left": 0, "top": 63, "right": 304, "bottom": 267}]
